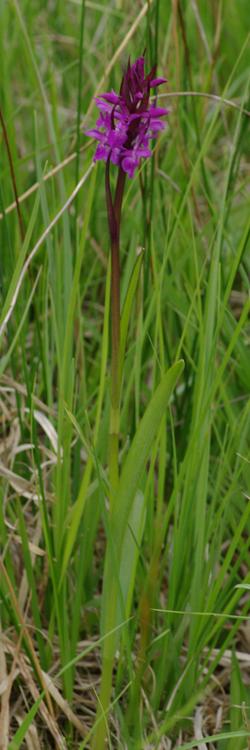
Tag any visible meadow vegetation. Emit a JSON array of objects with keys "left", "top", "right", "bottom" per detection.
[{"left": 0, "top": 1, "right": 249, "bottom": 748}]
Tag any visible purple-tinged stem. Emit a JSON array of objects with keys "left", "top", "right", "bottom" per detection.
[
  {"left": 114, "top": 166, "right": 126, "bottom": 231},
  {"left": 105, "top": 162, "right": 126, "bottom": 499},
  {"left": 0, "top": 107, "right": 25, "bottom": 242},
  {"left": 92, "top": 164, "right": 126, "bottom": 750}
]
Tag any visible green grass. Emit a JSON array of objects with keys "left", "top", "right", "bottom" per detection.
[{"left": 0, "top": 1, "right": 250, "bottom": 748}]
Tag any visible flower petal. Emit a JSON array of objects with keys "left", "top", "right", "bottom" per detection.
[
  {"left": 100, "top": 90, "right": 120, "bottom": 104},
  {"left": 85, "top": 128, "right": 103, "bottom": 139},
  {"left": 150, "top": 77, "right": 167, "bottom": 87},
  {"left": 147, "top": 106, "right": 169, "bottom": 117}
]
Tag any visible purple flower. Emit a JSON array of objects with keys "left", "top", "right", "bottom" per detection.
[{"left": 86, "top": 56, "right": 168, "bottom": 178}]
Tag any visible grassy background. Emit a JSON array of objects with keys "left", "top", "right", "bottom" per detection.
[{"left": 0, "top": 0, "right": 250, "bottom": 748}]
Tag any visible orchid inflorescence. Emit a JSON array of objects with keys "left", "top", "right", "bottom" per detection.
[{"left": 86, "top": 55, "right": 168, "bottom": 178}]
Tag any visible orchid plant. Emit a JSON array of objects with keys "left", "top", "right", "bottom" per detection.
[
  {"left": 86, "top": 55, "right": 169, "bottom": 749},
  {"left": 87, "top": 55, "right": 168, "bottom": 501}
]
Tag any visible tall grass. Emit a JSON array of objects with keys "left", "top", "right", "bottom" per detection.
[{"left": 0, "top": 1, "right": 249, "bottom": 748}]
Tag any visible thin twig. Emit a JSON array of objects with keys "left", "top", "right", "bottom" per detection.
[
  {"left": 0, "top": 147, "right": 86, "bottom": 220},
  {"left": 158, "top": 90, "right": 250, "bottom": 116}
]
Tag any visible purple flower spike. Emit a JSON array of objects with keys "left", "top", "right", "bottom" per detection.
[{"left": 86, "top": 55, "right": 168, "bottom": 178}]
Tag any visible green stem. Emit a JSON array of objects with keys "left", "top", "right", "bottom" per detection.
[{"left": 92, "top": 577, "right": 118, "bottom": 749}]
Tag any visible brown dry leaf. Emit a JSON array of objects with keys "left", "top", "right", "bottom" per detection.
[
  {"left": 0, "top": 671, "right": 19, "bottom": 698},
  {"left": 194, "top": 706, "right": 208, "bottom": 750},
  {"left": 41, "top": 670, "right": 88, "bottom": 738},
  {"left": 13, "top": 442, "right": 35, "bottom": 455},
  {"left": 0, "top": 627, "right": 21, "bottom": 750},
  {"left": 0, "top": 374, "right": 56, "bottom": 416},
  {"left": 26, "top": 409, "right": 59, "bottom": 455},
  {"left": 0, "top": 396, "right": 11, "bottom": 420},
  {"left": 12, "top": 649, "right": 66, "bottom": 750},
  {"left": 0, "top": 416, "right": 20, "bottom": 459},
  {"left": 14, "top": 536, "right": 45, "bottom": 557},
  {"left": 0, "top": 462, "right": 39, "bottom": 500},
  {"left": 0, "top": 562, "right": 54, "bottom": 720},
  {"left": 204, "top": 646, "right": 250, "bottom": 668}
]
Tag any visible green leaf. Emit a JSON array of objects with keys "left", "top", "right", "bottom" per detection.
[
  {"left": 101, "top": 360, "right": 185, "bottom": 654},
  {"left": 113, "top": 360, "right": 184, "bottom": 549},
  {"left": 60, "top": 257, "right": 111, "bottom": 583},
  {"left": 8, "top": 696, "right": 44, "bottom": 749},
  {"left": 172, "top": 730, "right": 250, "bottom": 750},
  {"left": 228, "top": 649, "right": 250, "bottom": 750},
  {"left": 118, "top": 489, "right": 146, "bottom": 622}
]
